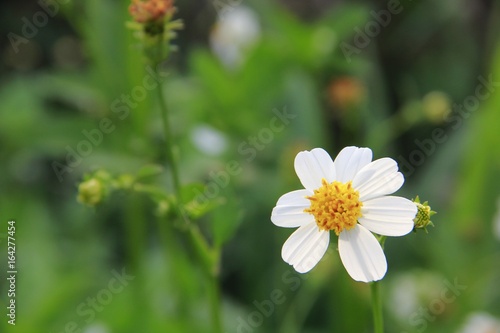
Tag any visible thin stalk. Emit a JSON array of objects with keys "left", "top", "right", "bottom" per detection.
[
  {"left": 154, "top": 35, "right": 223, "bottom": 333},
  {"left": 371, "top": 281, "right": 384, "bottom": 333},
  {"left": 155, "top": 36, "right": 190, "bottom": 227},
  {"left": 155, "top": 39, "right": 181, "bottom": 198},
  {"left": 208, "top": 270, "right": 223, "bottom": 333},
  {"left": 378, "top": 235, "right": 387, "bottom": 249},
  {"left": 190, "top": 226, "right": 222, "bottom": 333}
]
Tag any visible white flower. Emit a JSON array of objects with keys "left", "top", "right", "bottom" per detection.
[
  {"left": 191, "top": 124, "right": 228, "bottom": 156},
  {"left": 271, "top": 146, "right": 417, "bottom": 282},
  {"left": 388, "top": 271, "right": 443, "bottom": 321},
  {"left": 456, "top": 312, "right": 500, "bottom": 333},
  {"left": 209, "top": 6, "right": 260, "bottom": 70}
]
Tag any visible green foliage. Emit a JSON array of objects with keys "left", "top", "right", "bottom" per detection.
[{"left": 1, "top": 0, "right": 500, "bottom": 332}]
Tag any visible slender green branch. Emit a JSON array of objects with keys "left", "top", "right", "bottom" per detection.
[
  {"left": 154, "top": 36, "right": 192, "bottom": 228},
  {"left": 188, "top": 225, "right": 222, "bottom": 333},
  {"left": 153, "top": 34, "right": 223, "bottom": 333},
  {"left": 188, "top": 225, "right": 216, "bottom": 273},
  {"left": 155, "top": 40, "right": 181, "bottom": 198},
  {"left": 371, "top": 281, "right": 384, "bottom": 333},
  {"left": 208, "top": 269, "right": 223, "bottom": 333}
]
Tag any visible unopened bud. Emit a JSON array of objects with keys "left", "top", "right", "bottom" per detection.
[
  {"left": 77, "top": 178, "right": 105, "bottom": 207},
  {"left": 413, "top": 196, "right": 436, "bottom": 233}
]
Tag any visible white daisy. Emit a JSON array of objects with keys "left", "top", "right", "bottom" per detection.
[
  {"left": 456, "top": 312, "right": 500, "bottom": 333},
  {"left": 271, "top": 146, "right": 417, "bottom": 282}
]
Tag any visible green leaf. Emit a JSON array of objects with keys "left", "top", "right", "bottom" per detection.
[
  {"left": 210, "top": 190, "right": 243, "bottom": 248},
  {"left": 136, "top": 164, "right": 164, "bottom": 181},
  {"left": 181, "top": 183, "right": 223, "bottom": 219}
]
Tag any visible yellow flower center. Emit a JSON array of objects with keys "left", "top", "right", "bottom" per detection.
[{"left": 304, "top": 179, "right": 362, "bottom": 235}]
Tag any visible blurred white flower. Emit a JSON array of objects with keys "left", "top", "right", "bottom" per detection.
[
  {"left": 191, "top": 124, "right": 228, "bottom": 156},
  {"left": 388, "top": 271, "right": 443, "bottom": 321},
  {"left": 492, "top": 197, "right": 500, "bottom": 240},
  {"left": 456, "top": 312, "right": 500, "bottom": 333},
  {"left": 271, "top": 147, "right": 417, "bottom": 282},
  {"left": 209, "top": 6, "right": 260, "bottom": 70}
]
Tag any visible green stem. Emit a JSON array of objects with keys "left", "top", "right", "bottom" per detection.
[
  {"left": 188, "top": 225, "right": 216, "bottom": 273},
  {"left": 153, "top": 35, "right": 223, "bottom": 333},
  {"left": 378, "top": 235, "right": 387, "bottom": 249},
  {"left": 209, "top": 270, "right": 223, "bottom": 333},
  {"left": 189, "top": 226, "right": 222, "bottom": 333},
  {"left": 371, "top": 281, "right": 384, "bottom": 333},
  {"left": 155, "top": 53, "right": 180, "bottom": 198},
  {"left": 155, "top": 38, "right": 190, "bottom": 227}
]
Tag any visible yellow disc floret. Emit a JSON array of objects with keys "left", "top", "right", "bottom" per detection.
[{"left": 304, "top": 179, "right": 362, "bottom": 235}]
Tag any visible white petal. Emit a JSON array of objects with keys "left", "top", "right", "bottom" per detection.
[
  {"left": 338, "top": 225, "right": 387, "bottom": 282},
  {"left": 294, "top": 148, "right": 335, "bottom": 191},
  {"left": 332, "top": 146, "right": 373, "bottom": 183},
  {"left": 359, "top": 196, "right": 417, "bottom": 236},
  {"left": 352, "top": 158, "right": 404, "bottom": 201},
  {"left": 276, "top": 189, "right": 313, "bottom": 207},
  {"left": 281, "top": 223, "right": 330, "bottom": 273},
  {"left": 272, "top": 213, "right": 315, "bottom": 228},
  {"left": 271, "top": 190, "right": 315, "bottom": 228}
]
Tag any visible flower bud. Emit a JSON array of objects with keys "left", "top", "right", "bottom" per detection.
[
  {"left": 129, "top": 0, "right": 175, "bottom": 24},
  {"left": 77, "top": 178, "right": 105, "bottom": 207},
  {"left": 128, "top": 0, "right": 182, "bottom": 41},
  {"left": 77, "top": 170, "right": 112, "bottom": 207},
  {"left": 412, "top": 196, "right": 436, "bottom": 233}
]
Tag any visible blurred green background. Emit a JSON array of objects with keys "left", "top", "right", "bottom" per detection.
[{"left": 1, "top": 0, "right": 500, "bottom": 332}]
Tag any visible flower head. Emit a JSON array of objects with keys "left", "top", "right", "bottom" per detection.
[
  {"left": 457, "top": 312, "right": 500, "bottom": 333},
  {"left": 209, "top": 6, "right": 260, "bottom": 70},
  {"left": 271, "top": 147, "right": 417, "bottom": 282},
  {"left": 412, "top": 196, "right": 435, "bottom": 232},
  {"left": 128, "top": 0, "right": 182, "bottom": 41},
  {"left": 129, "top": 0, "right": 175, "bottom": 24}
]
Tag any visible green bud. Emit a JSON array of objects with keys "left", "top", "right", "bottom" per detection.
[
  {"left": 412, "top": 196, "right": 436, "bottom": 233},
  {"left": 77, "top": 170, "right": 112, "bottom": 207},
  {"left": 77, "top": 178, "right": 105, "bottom": 207}
]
